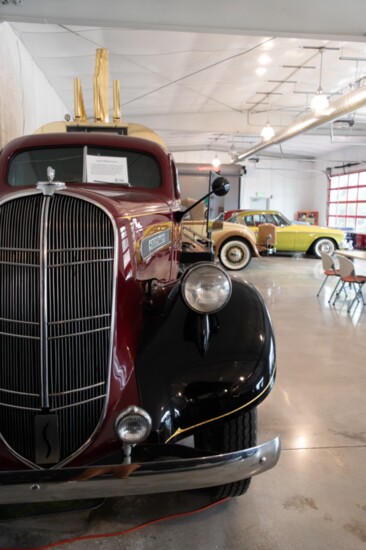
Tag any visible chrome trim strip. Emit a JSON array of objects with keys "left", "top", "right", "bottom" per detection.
[
  {"left": 0, "top": 437, "right": 281, "bottom": 504},
  {"left": 48, "top": 326, "right": 110, "bottom": 340},
  {"left": 0, "top": 247, "right": 39, "bottom": 251},
  {"left": 0, "top": 434, "right": 42, "bottom": 471},
  {"left": 0, "top": 189, "right": 42, "bottom": 206},
  {"left": 36, "top": 181, "right": 66, "bottom": 196},
  {"left": 49, "top": 246, "right": 114, "bottom": 252},
  {"left": 49, "top": 258, "right": 113, "bottom": 268},
  {"left": 50, "top": 394, "right": 106, "bottom": 412},
  {"left": 0, "top": 332, "right": 40, "bottom": 340},
  {"left": 82, "top": 146, "right": 87, "bottom": 182},
  {"left": 0, "top": 262, "right": 39, "bottom": 267},
  {"left": 39, "top": 196, "right": 51, "bottom": 410},
  {"left": 49, "top": 314, "right": 110, "bottom": 326},
  {"left": 0, "top": 318, "right": 39, "bottom": 326},
  {"left": 49, "top": 382, "right": 105, "bottom": 397},
  {"left": 0, "top": 388, "right": 39, "bottom": 397},
  {"left": 0, "top": 403, "right": 40, "bottom": 412}
]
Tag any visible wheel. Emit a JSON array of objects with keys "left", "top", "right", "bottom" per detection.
[
  {"left": 311, "top": 238, "right": 336, "bottom": 258},
  {"left": 195, "top": 408, "right": 257, "bottom": 498},
  {"left": 218, "top": 238, "right": 252, "bottom": 270}
]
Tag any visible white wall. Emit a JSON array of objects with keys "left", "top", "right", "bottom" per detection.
[
  {"left": 311, "top": 168, "right": 329, "bottom": 226},
  {"left": 0, "top": 22, "right": 69, "bottom": 149},
  {"left": 173, "top": 150, "right": 323, "bottom": 221},
  {"left": 241, "top": 158, "right": 325, "bottom": 221}
]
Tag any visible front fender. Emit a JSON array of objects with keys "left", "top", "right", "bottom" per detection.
[
  {"left": 135, "top": 278, "right": 276, "bottom": 443},
  {"left": 213, "top": 225, "right": 261, "bottom": 257}
]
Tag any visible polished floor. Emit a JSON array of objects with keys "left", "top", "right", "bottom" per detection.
[{"left": 1, "top": 254, "right": 366, "bottom": 549}]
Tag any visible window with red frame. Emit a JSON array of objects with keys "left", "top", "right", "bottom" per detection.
[{"left": 328, "top": 171, "right": 366, "bottom": 232}]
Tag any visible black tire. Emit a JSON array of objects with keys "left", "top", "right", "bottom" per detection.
[
  {"left": 195, "top": 408, "right": 257, "bottom": 498},
  {"left": 311, "top": 238, "right": 336, "bottom": 258},
  {"left": 218, "top": 238, "right": 252, "bottom": 270}
]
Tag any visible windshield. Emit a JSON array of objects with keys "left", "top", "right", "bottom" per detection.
[
  {"left": 7, "top": 146, "right": 162, "bottom": 189},
  {"left": 230, "top": 212, "right": 291, "bottom": 227},
  {"left": 270, "top": 213, "right": 291, "bottom": 226}
]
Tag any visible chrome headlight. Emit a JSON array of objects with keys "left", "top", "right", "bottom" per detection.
[
  {"left": 115, "top": 406, "right": 152, "bottom": 444},
  {"left": 181, "top": 263, "right": 232, "bottom": 314}
]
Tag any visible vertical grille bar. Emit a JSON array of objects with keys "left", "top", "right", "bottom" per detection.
[{"left": 40, "top": 197, "right": 51, "bottom": 409}]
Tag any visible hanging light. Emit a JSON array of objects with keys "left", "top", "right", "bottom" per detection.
[
  {"left": 260, "top": 96, "right": 275, "bottom": 141},
  {"left": 260, "top": 122, "right": 275, "bottom": 141},
  {"left": 212, "top": 154, "right": 221, "bottom": 169},
  {"left": 229, "top": 142, "right": 238, "bottom": 161},
  {"left": 311, "top": 49, "right": 329, "bottom": 115},
  {"left": 310, "top": 91, "right": 329, "bottom": 114}
]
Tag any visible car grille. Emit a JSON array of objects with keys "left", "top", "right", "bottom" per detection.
[{"left": 0, "top": 193, "right": 115, "bottom": 466}]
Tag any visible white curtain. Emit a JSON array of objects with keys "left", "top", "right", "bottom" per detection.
[{"left": 0, "top": 22, "right": 68, "bottom": 149}]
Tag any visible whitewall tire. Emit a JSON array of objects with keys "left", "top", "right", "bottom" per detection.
[
  {"left": 312, "top": 238, "right": 336, "bottom": 258},
  {"left": 219, "top": 239, "right": 252, "bottom": 270}
]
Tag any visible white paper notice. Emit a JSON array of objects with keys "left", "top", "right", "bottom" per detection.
[{"left": 86, "top": 155, "right": 129, "bottom": 184}]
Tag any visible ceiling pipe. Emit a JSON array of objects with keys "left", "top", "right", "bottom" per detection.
[{"left": 236, "top": 85, "right": 366, "bottom": 162}]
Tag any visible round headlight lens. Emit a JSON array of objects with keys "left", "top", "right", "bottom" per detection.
[
  {"left": 115, "top": 406, "right": 152, "bottom": 444},
  {"left": 181, "top": 263, "right": 232, "bottom": 314}
]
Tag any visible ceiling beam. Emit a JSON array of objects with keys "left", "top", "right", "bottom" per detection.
[
  {"left": 236, "top": 84, "right": 366, "bottom": 161},
  {"left": 2, "top": 0, "right": 366, "bottom": 42}
]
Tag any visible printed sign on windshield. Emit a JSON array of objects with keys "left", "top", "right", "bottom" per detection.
[{"left": 86, "top": 154, "right": 129, "bottom": 184}]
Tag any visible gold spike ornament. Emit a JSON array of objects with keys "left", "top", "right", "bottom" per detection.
[{"left": 94, "top": 48, "right": 109, "bottom": 123}]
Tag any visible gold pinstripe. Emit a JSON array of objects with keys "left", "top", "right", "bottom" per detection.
[
  {"left": 119, "top": 209, "right": 179, "bottom": 220},
  {"left": 165, "top": 365, "right": 276, "bottom": 444}
]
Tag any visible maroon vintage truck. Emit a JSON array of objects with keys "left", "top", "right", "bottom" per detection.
[{"left": 0, "top": 129, "right": 280, "bottom": 504}]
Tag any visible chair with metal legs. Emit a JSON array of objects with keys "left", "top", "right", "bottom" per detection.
[
  {"left": 317, "top": 252, "right": 342, "bottom": 303},
  {"left": 334, "top": 255, "right": 366, "bottom": 312}
]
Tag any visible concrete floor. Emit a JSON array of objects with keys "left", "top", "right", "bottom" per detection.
[{"left": 1, "top": 254, "right": 366, "bottom": 549}]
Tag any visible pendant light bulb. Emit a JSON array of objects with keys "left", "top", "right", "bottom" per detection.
[
  {"left": 310, "top": 89, "right": 329, "bottom": 115},
  {"left": 311, "top": 49, "right": 329, "bottom": 115},
  {"left": 212, "top": 155, "right": 221, "bottom": 169},
  {"left": 260, "top": 122, "right": 275, "bottom": 141}
]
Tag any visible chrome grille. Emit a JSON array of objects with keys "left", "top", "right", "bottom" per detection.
[{"left": 0, "top": 193, "right": 115, "bottom": 465}]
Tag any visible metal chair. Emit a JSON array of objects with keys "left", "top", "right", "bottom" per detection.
[
  {"left": 317, "top": 252, "right": 342, "bottom": 303},
  {"left": 334, "top": 255, "right": 366, "bottom": 312}
]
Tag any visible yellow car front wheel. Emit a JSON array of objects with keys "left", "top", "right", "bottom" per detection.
[{"left": 312, "top": 238, "right": 336, "bottom": 258}]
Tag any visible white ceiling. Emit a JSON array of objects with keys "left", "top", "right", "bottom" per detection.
[{"left": 2, "top": 0, "right": 366, "bottom": 163}]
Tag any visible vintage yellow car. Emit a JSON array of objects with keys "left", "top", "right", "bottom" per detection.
[{"left": 226, "top": 210, "right": 347, "bottom": 258}]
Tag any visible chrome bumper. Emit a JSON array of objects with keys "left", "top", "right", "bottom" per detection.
[
  {"left": 339, "top": 239, "right": 353, "bottom": 251},
  {"left": 0, "top": 437, "right": 280, "bottom": 504}
]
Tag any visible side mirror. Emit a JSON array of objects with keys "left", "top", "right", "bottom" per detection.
[
  {"left": 212, "top": 176, "right": 230, "bottom": 197},
  {"left": 175, "top": 176, "right": 230, "bottom": 222}
]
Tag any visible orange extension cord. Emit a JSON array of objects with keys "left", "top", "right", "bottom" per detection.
[{"left": 1, "top": 497, "right": 229, "bottom": 550}]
